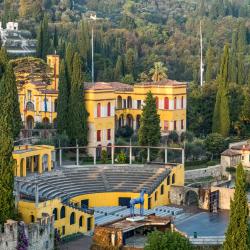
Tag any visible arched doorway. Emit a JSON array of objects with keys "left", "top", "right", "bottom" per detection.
[
  {"left": 117, "top": 96, "right": 122, "bottom": 109},
  {"left": 42, "top": 154, "right": 49, "bottom": 172},
  {"left": 42, "top": 117, "right": 50, "bottom": 126},
  {"left": 26, "top": 116, "right": 34, "bottom": 129},
  {"left": 185, "top": 190, "right": 199, "bottom": 206},
  {"left": 126, "top": 114, "right": 133, "bottom": 129},
  {"left": 136, "top": 115, "right": 141, "bottom": 130},
  {"left": 26, "top": 101, "right": 35, "bottom": 111}
]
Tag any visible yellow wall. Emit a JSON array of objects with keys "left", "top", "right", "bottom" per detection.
[{"left": 18, "top": 198, "right": 94, "bottom": 237}]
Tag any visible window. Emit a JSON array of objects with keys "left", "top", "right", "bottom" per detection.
[
  {"left": 123, "top": 99, "right": 126, "bottom": 108},
  {"left": 161, "top": 185, "right": 164, "bottom": 195},
  {"left": 97, "top": 103, "right": 101, "bottom": 117},
  {"left": 107, "top": 102, "right": 111, "bottom": 116},
  {"left": 174, "top": 121, "right": 177, "bottom": 130},
  {"left": 164, "top": 121, "right": 168, "bottom": 131},
  {"left": 155, "top": 97, "right": 159, "bottom": 109},
  {"left": 28, "top": 90, "right": 32, "bottom": 100},
  {"left": 164, "top": 97, "right": 169, "bottom": 110},
  {"left": 62, "top": 226, "right": 65, "bottom": 235},
  {"left": 31, "top": 215, "right": 35, "bottom": 223},
  {"left": 26, "top": 101, "right": 34, "bottom": 111},
  {"left": 79, "top": 216, "right": 83, "bottom": 227},
  {"left": 70, "top": 212, "right": 75, "bottom": 225},
  {"left": 87, "top": 217, "right": 92, "bottom": 231},
  {"left": 107, "top": 129, "right": 111, "bottom": 140},
  {"left": 127, "top": 96, "right": 132, "bottom": 108},
  {"left": 172, "top": 174, "right": 175, "bottom": 184},
  {"left": 174, "top": 97, "right": 177, "bottom": 109},
  {"left": 155, "top": 191, "right": 158, "bottom": 201},
  {"left": 53, "top": 208, "right": 58, "bottom": 221},
  {"left": 181, "top": 120, "right": 184, "bottom": 130},
  {"left": 81, "top": 199, "right": 89, "bottom": 209},
  {"left": 60, "top": 206, "right": 65, "bottom": 219},
  {"left": 167, "top": 176, "right": 170, "bottom": 185},
  {"left": 181, "top": 96, "right": 184, "bottom": 109},
  {"left": 97, "top": 130, "right": 101, "bottom": 142},
  {"left": 137, "top": 100, "right": 141, "bottom": 109}
]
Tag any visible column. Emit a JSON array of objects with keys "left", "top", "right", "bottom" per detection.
[
  {"left": 182, "top": 149, "right": 185, "bottom": 165},
  {"left": 38, "top": 155, "right": 43, "bottom": 174},
  {"left": 111, "top": 146, "right": 114, "bottom": 165},
  {"left": 93, "top": 147, "right": 96, "bottom": 165},
  {"left": 31, "top": 156, "right": 34, "bottom": 173},
  {"left": 23, "top": 158, "right": 27, "bottom": 177},
  {"left": 48, "top": 153, "right": 52, "bottom": 172},
  {"left": 76, "top": 144, "right": 79, "bottom": 166},
  {"left": 147, "top": 147, "right": 150, "bottom": 163},
  {"left": 165, "top": 148, "right": 168, "bottom": 164},
  {"left": 16, "top": 159, "right": 21, "bottom": 177},
  {"left": 59, "top": 148, "right": 62, "bottom": 167},
  {"left": 129, "top": 146, "right": 132, "bottom": 165}
]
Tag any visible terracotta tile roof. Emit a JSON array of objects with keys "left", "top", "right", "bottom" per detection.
[
  {"left": 231, "top": 144, "right": 250, "bottom": 151},
  {"left": 135, "top": 79, "right": 187, "bottom": 87},
  {"left": 84, "top": 82, "right": 133, "bottom": 91},
  {"left": 221, "top": 149, "right": 241, "bottom": 157},
  {"left": 40, "top": 89, "right": 58, "bottom": 94}
]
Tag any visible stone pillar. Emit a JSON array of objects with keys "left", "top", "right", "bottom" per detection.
[
  {"left": 129, "top": 146, "right": 132, "bottom": 165},
  {"left": 76, "top": 144, "right": 79, "bottom": 166},
  {"left": 165, "top": 148, "right": 168, "bottom": 164},
  {"left": 23, "top": 158, "right": 27, "bottom": 177},
  {"left": 48, "top": 153, "right": 52, "bottom": 172},
  {"left": 16, "top": 159, "right": 21, "bottom": 177},
  {"left": 147, "top": 147, "right": 150, "bottom": 163},
  {"left": 182, "top": 149, "right": 185, "bottom": 165},
  {"left": 31, "top": 156, "right": 34, "bottom": 173},
  {"left": 112, "top": 146, "right": 114, "bottom": 165},
  {"left": 93, "top": 147, "right": 96, "bottom": 165},
  {"left": 35, "top": 183, "right": 39, "bottom": 207},
  {"left": 59, "top": 148, "right": 62, "bottom": 167}
]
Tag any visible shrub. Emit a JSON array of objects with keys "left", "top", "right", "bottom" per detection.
[
  {"left": 117, "top": 151, "right": 127, "bottom": 164},
  {"left": 101, "top": 150, "right": 108, "bottom": 164}
]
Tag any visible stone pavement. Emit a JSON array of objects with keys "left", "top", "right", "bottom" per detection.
[{"left": 59, "top": 236, "right": 92, "bottom": 250}]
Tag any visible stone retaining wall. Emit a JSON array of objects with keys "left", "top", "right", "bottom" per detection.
[{"left": 185, "top": 165, "right": 222, "bottom": 180}]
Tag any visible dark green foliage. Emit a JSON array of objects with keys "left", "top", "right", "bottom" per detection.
[
  {"left": 116, "top": 125, "right": 133, "bottom": 138},
  {"left": 57, "top": 60, "right": 69, "bottom": 135},
  {"left": 101, "top": 150, "right": 108, "bottom": 164},
  {"left": 68, "top": 53, "right": 88, "bottom": 145},
  {"left": 224, "top": 163, "right": 249, "bottom": 250},
  {"left": 114, "top": 56, "right": 124, "bottom": 81},
  {"left": 237, "top": 53, "right": 245, "bottom": 84},
  {"left": 145, "top": 230, "right": 193, "bottom": 250},
  {"left": 53, "top": 26, "right": 58, "bottom": 51},
  {"left": 65, "top": 43, "right": 75, "bottom": 84},
  {"left": 139, "top": 91, "right": 161, "bottom": 146},
  {"left": 228, "top": 32, "right": 237, "bottom": 83},
  {"left": 212, "top": 45, "right": 230, "bottom": 137},
  {"left": 205, "top": 45, "right": 213, "bottom": 83},
  {"left": 205, "top": 133, "right": 226, "bottom": 160}
]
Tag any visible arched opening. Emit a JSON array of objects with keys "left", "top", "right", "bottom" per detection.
[
  {"left": 117, "top": 96, "right": 122, "bottom": 109},
  {"left": 174, "top": 97, "right": 177, "bottom": 109},
  {"left": 155, "top": 96, "right": 159, "bottom": 109},
  {"left": 97, "top": 103, "right": 101, "bottom": 117},
  {"left": 126, "top": 114, "right": 133, "bottom": 129},
  {"left": 53, "top": 208, "right": 58, "bottom": 220},
  {"left": 42, "top": 117, "right": 50, "bottom": 126},
  {"left": 26, "top": 101, "right": 35, "bottom": 111},
  {"left": 127, "top": 96, "right": 132, "bottom": 108},
  {"left": 107, "top": 143, "right": 112, "bottom": 157},
  {"left": 172, "top": 174, "right": 175, "bottom": 184},
  {"left": 96, "top": 145, "right": 102, "bottom": 160},
  {"left": 185, "top": 190, "right": 199, "bottom": 206},
  {"left": 136, "top": 115, "right": 141, "bottom": 130},
  {"left": 118, "top": 115, "right": 124, "bottom": 128},
  {"left": 42, "top": 154, "right": 49, "bottom": 172},
  {"left": 164, "top": 97, "right": 169, "bottom": 110},
  {"left": 70, "top": 212, "right": 75, "bottom": 225},
  {"left": 43, "top": 98, "right": 48, "bottom": 112},
  {"left": 31, "top": 215, "right": 35, "bottom": 223},
  {"left": 181, "top": 96, "right": 184, "bottom": 109},
  {"left": 167, "top": 176, "right": 170, "bottom": 185},
  {"left": 54, "top": 99, "right": 58, "bottom": 112},
  {"left": 79, "top": 216, "right": 83, "bottom": 227},
  {"left": 107, "top": 102, "right": 111, "bottom": 117},
  {"left": 20, "top": 158, "right": 24, "bottom": 177},
  {"left": 60, "top": 206, "right": 66, "bottom": 219},
  {"left": 26, "top": 116, "right": 34, "bottom": 129},
  {"left": 53, "top": 118, "right": 57, "bottom": 129}
]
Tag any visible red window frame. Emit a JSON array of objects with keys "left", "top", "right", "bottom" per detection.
[
  {"left": 107, "top": 102, "right": 111, "bottom": 117},
  {"left": 164, "top": 97, "right": 169, "bottom": 110},
  {"left": 97, "top": 130, "right": 101, "bottom": 142},
  {"left": 107, "top": 129, "right": 111, "bottom": 140},
  {"left": 97, "top": 103, "right": 101, "bottom": 117}
]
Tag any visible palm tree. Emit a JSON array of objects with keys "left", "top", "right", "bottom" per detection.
[{"left": 149, "top": 62, "right": 168, "bottom": 82}]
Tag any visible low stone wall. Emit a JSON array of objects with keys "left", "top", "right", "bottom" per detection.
[{"left": 185, "top": 165, "right": 222, "bottom": 180}]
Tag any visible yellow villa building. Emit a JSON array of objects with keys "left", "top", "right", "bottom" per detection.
[{"left": 14, "top": 55, "right": 187, "bottom": 157}]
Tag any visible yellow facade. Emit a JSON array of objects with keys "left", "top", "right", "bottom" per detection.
[
  {"left": 13, "top": 145, "right": 55, "bottom": 177},
  {"left": 18, "top": 198, "right": 94, "bottom": 237}
]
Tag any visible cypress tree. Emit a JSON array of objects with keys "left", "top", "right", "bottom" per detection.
[
  {"left": 224, "top": 163, "right": 249, "bottom": 250},
  {"left": 57, "top": 60, "right": 69, "bottom": 135},
  {"left": 229, "top": 32, "right": 237, "bottom": 83},
  {"left": 65, "top": 43, "right": 75, "bottom": 84},
  {"left": 68, "top": 53, "right": 88, "bottom": 145},
  {"left": 212, "top": 45, "right": 230, "bottom": 137},
  {"left": 205, "top": 45, "right": 213, "bottom": 83},
  {"left": 237, "top": 53, "right": 245, "bottom": 85},
  {"left": 237, "top": 22, "right": 247, "bottom": 54},
  {"left": 53, "top": 26, "right": 58, "bottom": 51},
  {"left": 0, "top": 65, "right": 18, "bottom": 225},
  {"left": 114, "top": 56, "right": 124, "bottom": 81},
  {"left": 42, "top": 14, "right": 49, "bottom": 59},
  {"left": 36, "top": 22, "right": 43, "bottom": 58},
  {"left": 138, "top": 91, "right": 161, "bottom": 146}
]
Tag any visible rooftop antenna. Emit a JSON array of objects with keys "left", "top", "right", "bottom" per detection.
[{"left": 200, "top": 20, "right": 204, "bottom": 87}]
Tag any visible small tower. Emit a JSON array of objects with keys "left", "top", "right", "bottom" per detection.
[{"left": 47, "top": 55, "right": 60, "bottom": 90}]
